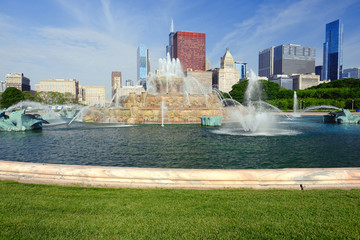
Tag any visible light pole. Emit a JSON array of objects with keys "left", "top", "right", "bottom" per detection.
[{"left": 352, "top": 100, "right": 354, "bottom": 111}]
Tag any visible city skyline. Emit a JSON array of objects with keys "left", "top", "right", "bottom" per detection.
[{"left": 0, "top": 0, "right": 360, "bottom": 98}]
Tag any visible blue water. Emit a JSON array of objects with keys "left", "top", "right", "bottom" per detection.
[{"left": 1, "top": 116, "right": 360, "bottom": 169}]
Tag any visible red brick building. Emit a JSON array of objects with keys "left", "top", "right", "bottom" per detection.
[{"left": 173, "top": 31, "right": 206, "bottom": 71}]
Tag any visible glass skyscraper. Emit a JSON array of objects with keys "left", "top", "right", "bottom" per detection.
[
  {"left": 323, "top": 19, "right": 343, "bottom": 81},
  {"left": 137, "top": 44, "right": 149, "bottom": 84},
  {"left": 166, "top": 20, "right": 175, "bottom": 59},
  {"left": 235, "top": 61, "right": 247, "bottom": 79}
]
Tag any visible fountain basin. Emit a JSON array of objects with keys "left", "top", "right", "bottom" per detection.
[{"left": 1, "top": 160, "right": 359, "bottom": 189}]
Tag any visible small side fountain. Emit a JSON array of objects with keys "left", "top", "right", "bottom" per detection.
[
  {"left": 0, "top": 109, "right": 49, "bottom": 131},
  {"left": 221, "top": 70, "right": 280, "bottom": 133},
  {"left": 323, "top": 109, "right": 360, "bottom": 124}
]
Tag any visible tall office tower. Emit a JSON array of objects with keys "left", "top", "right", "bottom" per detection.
[
  {"left": 173, "top": 31, "right": 206, "bottom": 71},
  {"left": 273, "top": 44, "right": 315, "bottom": 75},
  {"left": 323, "top": 19, "right": 343, "bottom": 81},
  {"left": 137, "top": 44, "right": 149, "bottom": 84},
  {"left": 111, "top": 71, "right": 121, "bottom": 101},
  {"left": 235, "top": 61, "right": 247, "bottom": 79},
  {"left": 166, "top": 20, "right": 175, "bottom": 59},
  {"left": 5, "top": 73, "right": 31, "bottom": 91},
  {"left": 212, "top": 48, "right": 240, "bottom": 93},
  {"left": 258, "top": 47, "right": 274, "bottom": 78},
  {"left": 315, "top": 65, "right": 323, "bottom": 81}
]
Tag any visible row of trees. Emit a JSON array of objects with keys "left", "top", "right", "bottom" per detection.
[
  {"left": 0, "top": 87, "right": 78, "bottom": 109},
  {"left": 228, "top": 78, "right": 360, "bottom": 111}
]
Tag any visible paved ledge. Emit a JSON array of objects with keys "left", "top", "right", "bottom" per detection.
[{"left": 1, "top": 160, "right": 360, "bottom": 190}]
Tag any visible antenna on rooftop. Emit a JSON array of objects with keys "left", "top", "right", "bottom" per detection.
[{"left": 170, "top": 19, "right": 174, "bottom": 33}]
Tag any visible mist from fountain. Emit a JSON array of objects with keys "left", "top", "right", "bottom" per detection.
[
  {"left": 222, "top": 70, "right": 279, "bottom": 132},
  {"left": 213, "top": 70, "right": 300, "bottom": 136},
  {"left": 161, "top": 100, "right": 166, "bottom": 127},
  {"left": 146, "top": 53, "right": 209, "bottom": 96},
  {"left": 302, "top": 105, "right": 341, "bottom": 112},
  {"left": 5, "top": 101, "right": 82, "bottom": 125}
]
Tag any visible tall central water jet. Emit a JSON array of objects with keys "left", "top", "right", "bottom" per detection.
[
  {"left": 223, "top": 70, "right": 278, "bottom": 133},
  {"left": 292, "top": 91, "right": 300, "bottom": 117}
]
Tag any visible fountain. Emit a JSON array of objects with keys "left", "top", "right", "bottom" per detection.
[
  {"left": 293, "top": 91, "right": 300, "bottom": 117},
  {"left": 1, "top": 57, "right": 360, "bottom": 190},
  {"left": 0, "top": 109, "right": 48, "bottom": 131},
  {"left": 81, "top": 53, "right": 223, "bottom": 124},
  {"left": 161, "top": 100, "right": 166, "bottom": 127},
  {"left": 323, "top": 109, "right": 360, "bottom": 124},
  {"left": 217, "top": 70, "right": 286, "bottom": 134}
]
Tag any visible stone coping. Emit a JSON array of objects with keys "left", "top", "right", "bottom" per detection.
[{"left": 1, "top": 160, "right": 360, "bottom": 190}]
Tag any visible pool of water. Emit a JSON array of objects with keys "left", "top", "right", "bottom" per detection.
[{"left": 1, "top": 115, "right": 360, "bottom": 169}]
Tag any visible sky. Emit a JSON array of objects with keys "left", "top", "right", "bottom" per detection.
[{"left": 1, "top": 0, "right": 360, "bottom": 98}]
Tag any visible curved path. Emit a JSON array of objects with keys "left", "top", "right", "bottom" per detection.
[{"left": 1, "top": 160, "right": 360, "bottom": 190}]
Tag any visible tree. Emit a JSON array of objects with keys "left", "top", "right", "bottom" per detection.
[
  {"left": 22, "top": 91, "right": 36, "bottom": 101},
  {"left": 0, "top": 87, "right": 25, "bottom": 108},
  {"left": 35, "top": 91, "right": 77, "bottom": 105}
]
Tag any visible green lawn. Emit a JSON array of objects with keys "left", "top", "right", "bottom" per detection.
[{"left": 1, "top": 180, "right": 359, "bottom": 239}]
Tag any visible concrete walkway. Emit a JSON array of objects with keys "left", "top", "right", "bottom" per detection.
[{"left": 1, "top": 160, "right": 360, "bottom": 190}]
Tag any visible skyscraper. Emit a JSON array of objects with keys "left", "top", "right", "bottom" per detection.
[
  {"left": 166, "top": 20, "right": 175, "bottom": 59},
  {"left": 258, "top": 47, "right": 274, "bottom": 78},
  {"left": 173, "top": 31, "right": 206, "bottom": 71},
  {"left": 315, "top": 65, "right": 323, "bottom": 81},
  {"left": 212, "top": 48, "right": 240, "bottom": 93},
  {"left": 323, "top": 19, "right": 343, "bottom": 81},
  {"left": 5, "top": 73, "right": 31, "bottom": 91},
  {"left": 137, "top": 44, "right": 149, "bottom": 84},
  {"left": 235, "top": 61, "right": 247, "bottom": 79},
  {"left": 273, "top": 44, "right": 315, "bottom": 76}
]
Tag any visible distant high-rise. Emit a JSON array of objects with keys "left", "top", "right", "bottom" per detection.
[
  {"left": 125, "top": 79, "right": 134, "bottom": 86},
  {"left": 342, "top": 68, "right": 360, "bottom": 79},
  {"left": 5, "top": 73, "right": 31, "bottom": 91},
  {"left": 258, "top": 47, "right": 274, "bottom": 78},
  {"left": 323, "top": 19, "right": 343, "bottom": 81},
  {"left": 137, "top": 45, "right": 149, "bottom": 84},
  {"left": 173, "top": 31, "right": 206, "bottom": 71},
  {"left": 235, "top": 61, "right": 247, "bottom": 79},
  {"left": 166, "top": 20, "right": 175, "bottom": 59},
  {"left": 315, "top": 65, "right": 323, "bottom": 81},
  {"left": 273, "top": 44, "right": 315, "bottom": 76},
  {"left": 212, "top": 48, "right": 240, "bottom": 93}
]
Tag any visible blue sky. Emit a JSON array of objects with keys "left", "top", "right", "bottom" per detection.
[{"left": 1, "top": 0, "right": 359, "bottom": 98}]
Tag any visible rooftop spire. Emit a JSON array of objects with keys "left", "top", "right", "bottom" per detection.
[{"left": 170, "top": 19, "right": 174, "bottom": 33}]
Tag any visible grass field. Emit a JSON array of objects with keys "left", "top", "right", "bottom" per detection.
[{"left": 1, "top": 180, "right": 359, "bottom": 239}]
